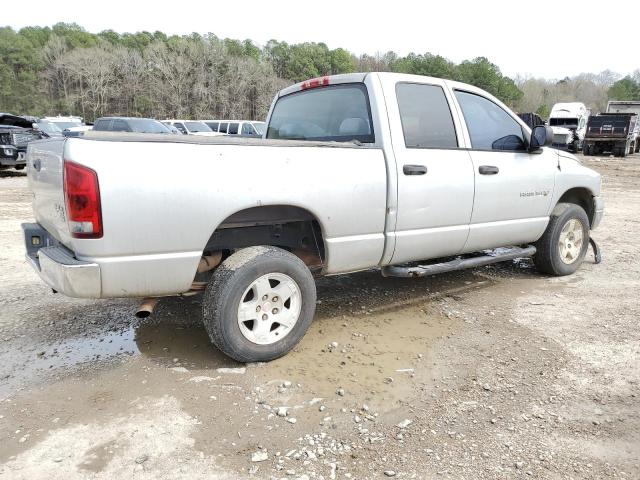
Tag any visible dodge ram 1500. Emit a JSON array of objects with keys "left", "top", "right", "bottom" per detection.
[{"left": 22, "top": 72, "right": 604, "bottom": 362}]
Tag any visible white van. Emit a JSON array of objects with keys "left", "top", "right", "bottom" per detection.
[
  {"left": 548, "top": 103, "right": 590, "bottom": 152},
  {"left": 202, "top": 120, "right": 266, "bottom": 137}
]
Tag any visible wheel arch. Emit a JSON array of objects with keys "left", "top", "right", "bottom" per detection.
[
  {"left": 556, "top": 187, "right": 596, "bottom": 228},
  {"left": 201, "top": 204, "right": 327, "bottom": 270}
]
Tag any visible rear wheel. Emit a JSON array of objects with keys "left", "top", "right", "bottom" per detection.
[
  {"left": 202, "top": 246, "right": 317, "bottom": 363},
  {"left": 534, "top": 203, "right": 590, "bottom": 276}
]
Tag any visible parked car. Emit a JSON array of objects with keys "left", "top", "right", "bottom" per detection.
[
  {"left": 93, "top": 117, "right": 173, "bottom": 134},
  {"left": 162, "top": 120, "right": 223, "bottom": 137},
  {"left": 22, "top": 72, "right": 603, "bottom": 363},
  {"left": 203, "top": 120, "right": 266, "bottom": 136},
  {"left": 1, "top": 113, "right": 42, "bottom": 170},
  {"left": 582, "top": 113, "right": 639, "bottom": 157},
  {"left": 548, "top": 103, "right": 590, "bottom": 152},
  {"left": 34, "top": 121, "right": 64, "bottom": 138},
  {"left": 40, "top": 116, "right": 92, "bottom": 137},
  {"left": 606, "top": 101, "right": 640, "bottom": 153}
]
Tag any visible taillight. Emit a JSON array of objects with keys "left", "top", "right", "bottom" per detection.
[{"left": 63, "top": 161, "right": 103, "bottom": 239}]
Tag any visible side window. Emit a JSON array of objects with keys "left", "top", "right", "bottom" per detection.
[
  {"left": 455, "top": 91, "right": 525, "bottom": 151},
  {"left": 219, "top": 122, "right": 229, "bottom": 134},
  {"left": 241, "top": 123, "right": 256, "bottom": 135},
  {"left": 94, "top": 119, "right": 109, "bottom": 130},
  {"left": 228, "top": 123, "right": 239, "bottom": 135},
  {"left": 396, "top": 83, "right": 458, "bottom": 148},
  {"left": 207, "top": 122, "right": 219, "bottom": 132},
  {"left": 174, "top": 122, "right": 187, "bottom": 134},
  {"left": 112, "top": 119, "right": 131, "bottom": 132}
]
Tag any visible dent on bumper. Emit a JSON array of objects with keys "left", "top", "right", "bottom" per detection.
[
  {"left": 592, "top": 195, "right": 604, "bottom": 230},
  {"left": 26, "top": 246, "right": 101, "bottom": 298}
]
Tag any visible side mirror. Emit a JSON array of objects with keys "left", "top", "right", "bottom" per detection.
[{"left": 529, "top": 125, "right": 554, "bottom": 152}]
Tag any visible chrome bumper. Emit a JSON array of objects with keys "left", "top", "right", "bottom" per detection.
[
  {"left": 592, "top": 195, "right": 604, "bottom": 230},
  {"left": 22, "top": 223, "right": 101, "bottom": 298}
]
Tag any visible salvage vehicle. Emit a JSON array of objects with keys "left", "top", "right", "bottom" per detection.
[
  {"left": 22, "top": 72, "right": 604, "bottom": 362},
  {"left": 548, "top": 103, "right": 590, "bottom": 152},
  {"left": 582, "top": 113, "right": 638, "bottom": 157},
  {"left": 93, "top": 117, "right": 173, "bottom": 134},
  {"left": 40, "top": 116, "right": 91, "bottom": 137},
  {"left": 517, "top": 112, "right": 545, "bottom": 130},
  {"left": 0, "top": 113, "right": 42, "bottom": 170},
  {"left": 606, "top": 101, "right": 640, "bottom": 153}
]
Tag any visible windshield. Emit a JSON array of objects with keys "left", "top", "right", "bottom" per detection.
[
  {"left": 549, "top": 118, "right": 579, "bottom": 128},
  {"left": 36, "top": 122, "right": 63, "bottom": 136},
  {"left": 253, "top": 122, "right": 266, "bottom": 135},
  {"left": 184, "top": 121, "right": 213, "bottom": 133},
  {"left": 128, "top": 119, "right": 172, "bottom": 133},
  {"left": 267, "top": 84, "right": 374, "bottom": 143}
]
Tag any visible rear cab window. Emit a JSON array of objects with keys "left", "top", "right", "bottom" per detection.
[
  {"left": 267, "top": 83, "right": 375, "bottom": 143},
  {"left": 396, "top": 83, "right": 458, "bottom": 148}
]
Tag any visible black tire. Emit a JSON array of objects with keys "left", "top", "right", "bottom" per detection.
[
  {"left": 582, "top": 143, "right": 590, "bottom": 155},
  {"left": 14, "top": 165, "right": 25, "bottom": 170},
  {"left": 534, "top": 203, "right": 590, "bottom": 276},
  {"left": 202, "top": 246, "right": 316, "bottom": 363},
  {"left": 635, "top": 141, "right": 639, "bottom": 153}
]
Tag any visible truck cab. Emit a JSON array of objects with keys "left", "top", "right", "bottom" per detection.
[{"left": 549, "top": 102, "right": 590, "bottom": 152}]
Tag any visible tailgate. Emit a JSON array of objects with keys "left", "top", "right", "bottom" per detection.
[{"left": 26, "top": 138, "right": 73, "bottom": 247}]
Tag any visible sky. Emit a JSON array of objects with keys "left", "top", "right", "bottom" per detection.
[{"left": 4, "top": 0, "right": 639, "bottom": 80}]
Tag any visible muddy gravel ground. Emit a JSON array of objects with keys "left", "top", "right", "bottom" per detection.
[{"left": 0, "top": 154, "right": 638, "bottom": 480}]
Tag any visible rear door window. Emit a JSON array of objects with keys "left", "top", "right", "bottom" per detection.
[
  {"left": 228, "top": 123, "right": 239, "bottom": 135},
  {"left": 111, "top": 119, "right": 131, "bottom": 132},
  {"left": 219, "top": 122, "right": 228, "bottom": 134},
  {"left": 455, "top": 91, "right": 525, "bottom": 151},
  {"left": 267, "top": 84, "right": 374, "bottom": 143},
  {"left": 396, "top": 83, "right": 458, "bottom": 148}
]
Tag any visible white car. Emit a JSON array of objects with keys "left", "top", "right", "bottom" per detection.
[
  {"left": 40, "top": 116, "right": 92, "bottom": 137},
  {"left": 162, "top": 120, "right": 224, "bottom": 137},
  {"left": 203, "top": 120, "right": 266, "bottom": 137}
]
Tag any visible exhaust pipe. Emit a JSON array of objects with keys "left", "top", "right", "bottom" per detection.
[{"left": 135, "top": 298, "right": 158, "bottom": 318}]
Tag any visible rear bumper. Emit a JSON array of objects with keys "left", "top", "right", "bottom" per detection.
[
  {"left": 592, "top": 196, "right": 604, "bottom": 230},
  {"left": 22, "top": 223, "right": 101, "bottom": 298}
]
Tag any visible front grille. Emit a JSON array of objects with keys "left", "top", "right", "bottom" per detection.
[{"left": 10, "top": 132, "right": 38, "bottom": 148}]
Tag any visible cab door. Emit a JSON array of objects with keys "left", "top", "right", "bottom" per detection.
[
  {"left": 451, "top": 89, "right": 556, "bottom": 252},
  {"left": 383, "top": 78, "right": 475, "bottom": 265}
]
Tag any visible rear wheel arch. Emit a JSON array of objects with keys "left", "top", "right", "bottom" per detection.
[{"left": 200, "top": 205, "right": 327, "bottom": 273}]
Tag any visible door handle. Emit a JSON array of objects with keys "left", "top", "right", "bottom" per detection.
[
  {"left": 478, "top": 165, "right": 499, "bottom": 175},
  {"left": 403, "top": 164, "right": 427, "bottom": 175}
]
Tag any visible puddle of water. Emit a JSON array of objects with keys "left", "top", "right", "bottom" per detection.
[{"left": 0, "top": 317, "right": 230, "bottom": 397}]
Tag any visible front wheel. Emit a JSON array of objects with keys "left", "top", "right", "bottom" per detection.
[
  {"left": 534, "top": 203, "right": 590, "bottom": 276},
  {"left": 202, "top": 246, "right": 317, "bottom": 363}
]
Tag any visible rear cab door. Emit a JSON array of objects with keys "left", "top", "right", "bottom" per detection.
[{"left": 447, "top": 83, "right": 556, "bottom": 252}]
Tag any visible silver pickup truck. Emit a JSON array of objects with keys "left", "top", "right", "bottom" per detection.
[{"left": 22, "top": 72, "right": 604, "bottom": 362}]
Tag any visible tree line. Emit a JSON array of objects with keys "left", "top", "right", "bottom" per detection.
[{"left": 1, "top": 23, "right": 638, "bottom": 122}]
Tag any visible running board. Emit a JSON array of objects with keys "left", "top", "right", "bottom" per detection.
[{"left": 381, "top": 245, "right": 537, "bottom": 278}]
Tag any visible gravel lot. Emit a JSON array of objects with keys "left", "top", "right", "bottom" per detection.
[{"left": 0, "top": 154, "right": 638, "bottom": 479}]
